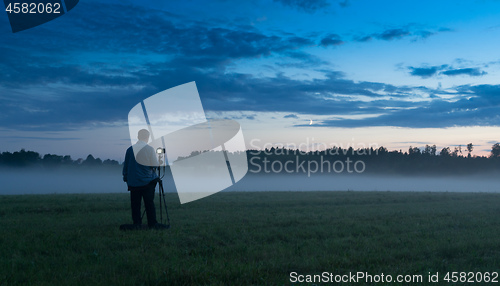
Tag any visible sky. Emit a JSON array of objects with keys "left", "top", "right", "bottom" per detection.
[{"left": 2, "top": 0, "right": 500, "bottom": 161}]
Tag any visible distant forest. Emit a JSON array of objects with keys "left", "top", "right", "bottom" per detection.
[
  {"left": 244, "top": 143, "right": 500, "bottom": 175},
  {"left": 0, "top": 150, "right": 119, "bottom": 168},
  {"left": 2, "top": 143, "right": 500, "bottom": 175}
]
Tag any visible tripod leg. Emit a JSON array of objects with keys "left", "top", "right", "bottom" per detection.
[
  {"left": 158, "top": 180, "right": 170, "bottom": 226},
  {"left": 158, "top": 181, "right": 163, "bottom": 223}
]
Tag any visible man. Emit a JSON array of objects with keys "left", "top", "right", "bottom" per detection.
[{"left": 123, "top": 129, "right": 165, "bottom": 229}]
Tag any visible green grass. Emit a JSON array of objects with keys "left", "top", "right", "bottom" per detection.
[{"left": 1, "top": 191, "right": 500, "bottom": 285}]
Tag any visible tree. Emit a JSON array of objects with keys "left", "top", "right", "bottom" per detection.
[
  {"left": 466, "top": 143, "right": 473, "bottom": 158},
  {"left": 423, "top": 145, "right": 437, "bottom": 156},
  {"left": 103, "top": 159, "right": 119, "bottom": 165},
  {"left": 42, "top": 154, "right": 63, "bottom": 166},
  {"left": 82, "top": 154, "right": 103, "bottom": 166},
  {"left": 491, "top": 143, "right": 500, "bottom": 158},
  {"left": 452, "top": 147, "right": 460, "bottom": 157},
  {"left": 3, "top": 149, "right": 41, "bottom": 166},
  {"left": 377, "top": 146, "right": 388, "bottom": 155},
  {"left": 440, "top": 147, "right": 451, "bottom": 157},
  {"left": 430, "top": 145, "right": 437, "bottom": 156},
  {"left": 408, "top": 146, "right": 421, "bottom": 156}
]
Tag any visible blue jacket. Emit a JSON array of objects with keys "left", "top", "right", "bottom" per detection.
[{"left": 123, "top": 141, "right": 159, "bottom": 187}]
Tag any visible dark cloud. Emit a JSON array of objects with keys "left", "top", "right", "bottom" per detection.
[
  {"left": 355, "top": 26, "right": 448, "bottom": 42},
  {"left": 284, "top": 114, "right": 299, "bottom": 119},
  {"left": 408, "top": 65, "right": 447, "bottom": 78},
  {"left": 441, "top": 68, "right": 487, "bottom": 77},
  {"left": 376, "top": 29, "right": 410, "bottom": 40},
  {"left": 408, "top": 65, "right": 487, "bottom": 78},
  {"left": 320, "top": 34, "right": 344, "bottom": 47},
  {"left": 354, "top": 35, "right": 372, "bottom": 42},
  {"left": 273, "top": 0, "right": 330, "bottom": 13}
]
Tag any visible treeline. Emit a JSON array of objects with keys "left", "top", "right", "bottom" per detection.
[
  {"left": 246, "top": 143, "right": 500, "bottom": 175},
  {"left": 0, "top": 149, "right": 119, "bottom": 168},
  {"left": 3, "top": 142, "right": 500, "bottom": 175}
]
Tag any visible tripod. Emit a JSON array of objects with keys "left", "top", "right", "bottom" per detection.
[
  {"left": 156, "top": 178, "right": 170, "bottom": 227},
  {"left": 141, "top": 153, "right": 170, "bottom": 228},
  {"left": 141, "top": 179, "right": 171, "bottom": 228}
]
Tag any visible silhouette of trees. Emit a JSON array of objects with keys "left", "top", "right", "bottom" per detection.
[
  {"left": 245, "top": 142, "right": 500, "bottom": 175},
  {"left": 423, "top": 145, "right": 437, "bottom": 156},
  {"left": 0, "top": 149, "right": 40, "bottom": 166},
  {"left": 82, "top": 154, "right": 103, "bottom": 166},
  {"left": 1, "top": 142, "right": 500, "bottom": 175},
  {"left": 440, "top": 147, "right": 451, "bottom": 157},
  {"left": 103, "top": 159, "right": 119, "bottom": 165},
  {"left": 42, "top": 154, "right": 64, "bottom": 166},
  {"left": 467, "top": 143, "right": 473, "bottom": 158},
  {"left": 0, "top": 150, "right": 118, "bottom": 168},
  {"left": 491, "top": 143, "right": 500, "bottom": 158}
]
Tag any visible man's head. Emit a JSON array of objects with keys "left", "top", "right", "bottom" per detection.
[{"left": 138, "top": 129, "right": 150, "bottom": 142}]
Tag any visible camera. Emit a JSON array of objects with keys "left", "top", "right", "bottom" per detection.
[{"left": 156, "top": 148, "right": 166, "bottom": 154}]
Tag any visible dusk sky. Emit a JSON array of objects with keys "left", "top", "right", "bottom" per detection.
[{"left": 2, "top": 0, "right": 500, "bottom": 161}]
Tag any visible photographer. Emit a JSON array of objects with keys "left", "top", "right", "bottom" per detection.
[{"left": 123, "top": 129, "right": 166, "bottom": 229}]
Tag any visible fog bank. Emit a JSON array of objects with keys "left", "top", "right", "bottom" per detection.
[
  {"left": 226, "top": 174, "right": 500, "bottom": 193},
  {"left": 1, "top": 168, "right": 499, "bottom": 195}
]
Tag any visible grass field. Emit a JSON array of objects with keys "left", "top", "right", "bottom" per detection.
[{"left": 1, "top": 191, "right": 500, "bottom": 285}]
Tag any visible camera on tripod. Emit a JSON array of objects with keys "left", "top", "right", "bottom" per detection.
[{"left": 156, "top": 147, "right": 166, "bottom": 165}]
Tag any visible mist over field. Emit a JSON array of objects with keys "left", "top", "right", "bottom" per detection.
[
  {"left": 0, "top": 168, "right": 125, "bottom": 195},
  {"left": 1, "top": 167, "right": 500, "bottom": 195},
  {"left": 228, "top": 173, "right": 500, "bottom": 193}
]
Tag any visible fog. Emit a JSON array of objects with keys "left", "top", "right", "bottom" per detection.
[
  {"left": 1, "top": 168, "right": 499, "bottom": 195},
  {"left": 0, "top": 168, "right": 127, "bottom": 195},
  {"left": 225, "top": 173, "right": 500, "bottom": 193}
]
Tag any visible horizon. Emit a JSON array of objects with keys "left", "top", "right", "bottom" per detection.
[{"left": 0, "top": 140, "right": 497, "bottom": 165}]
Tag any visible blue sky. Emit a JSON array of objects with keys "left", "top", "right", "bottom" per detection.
[{"left": 2, "top": 0, "right": 500, "bottom": 160}]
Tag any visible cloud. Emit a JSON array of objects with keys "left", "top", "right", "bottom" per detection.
[
  {"left": 315, "top": 84, "right": 500, "bottom": 128},
  {"left": 354, "top": 35, "right": 373, "bottom": 42},
  {"left": 355, "top": 26, "right": 448, "bottom": 42},
  {"left": 413, "top": 30, "right": 435, "bottom": 39},
  {"left": 376, "top": 29, "right": 411, "bottom": 40},
  {"left": 408, "top": 65, "right": 447, "bottom": 78},
  {"left": 441, "top": 68, "right": 487, "bottom": 77},
  {"left": 284, "top": 114, "right": 299, "bottom": 119},
  {"left": 407, "top": 65, "right": 487, "bottom": 78},
  {"left": 320, "top": 34, "right": 345, "bottom": 47},
  {"left": 273, "top": 0, "right": 330, "bottom": 13}
]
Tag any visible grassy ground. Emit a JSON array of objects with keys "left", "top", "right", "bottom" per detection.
[{"left": 1, "top": 191, "right": 500, "bottom": 285}]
